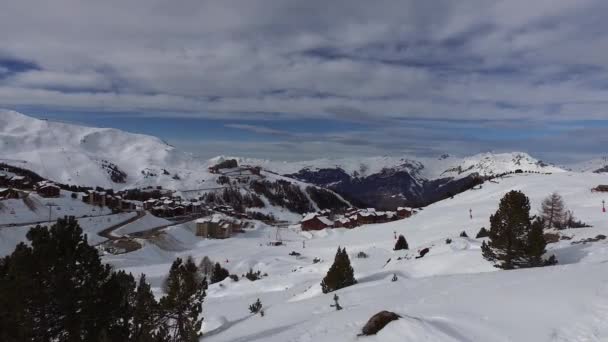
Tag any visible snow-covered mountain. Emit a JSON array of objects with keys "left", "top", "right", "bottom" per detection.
[
  {"left": 0, "top": 110, "right": 565, "bottom": 210},
  {"left": 0, "top": 109, "right": 197, "bottom": 189},
  {"left": 262, "top": 152, "right": 563, "bottom": 209},
  {"left": 569, "top": 157, "right": 608, "bottom": 173}
]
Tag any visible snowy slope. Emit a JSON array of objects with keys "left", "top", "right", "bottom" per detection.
[
  {"left": 569, "top": 157, "right": 608, "bottom": 173},
  {"left": 0, "top": 190, "right": 113, "bottom": 225},
  {"left": 0, "top": 109, "right": 206, "bottom": 189},
  {"left": 87, "top": 171, "right": 608, "bottom": 341}
]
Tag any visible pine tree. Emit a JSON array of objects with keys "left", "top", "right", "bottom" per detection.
[
  {"left": 482, "top": 191, "right": 557, "bottom": 269},
  {"left": 526, "top": 218, "right": 557, "bottom": 267},
  {"left": 249, "top": 298, "right": 263, "bottom": 314},
  {"left": 320, "top": 247, "right": 357, "bottom": 293},
  {"left": 393, "top": 235, "right": 408, "bottom": 250},
  {"left": 0, "top": 216, "right": 167, "bottom": 342},
  {"left": 0, "top": 216, "right": 168, "bottom": 342},
  {"left": 132, "top": 274, "right": 161, "bottom": 341},
  {"left": 159, "top": 256, "right": 207, "bottom": 342},
  {"left": 540, "top": 192, "right": 566, "bottom": 229},
  {"left": 476, "top": 227, "right": 489, "bottom": 238},
  {"left": 211, "top": 262, "right": 230, "bottom": 284}
]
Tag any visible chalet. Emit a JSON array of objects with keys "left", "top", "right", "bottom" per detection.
[
  {"left": 143, "top": 199, "right": 157, "bottom": 210},
  {"left": 195, "top": 214, "right": 239, "bottom": 239},
  {"left": 592, "top": 185, "right": 608, "bottom": 192},
  {"left": 333, "top": 217, "right": 355, "bottom": 229},
  {"left": 396, "top": 207, "right": 413, "bottom": 218},
  {"left": 301, "top": 213, "right": 334, "bottom": 231},
  {"left": 8, "top": 175, "right": 31, "bottom": 189},
  {"left": 354, "top": 210, "right": 376, "bottom": 225},
  {"left": 35, "top": 181, "right": 60, "bottom": 198},
  {"left": 0, "top": 173, "right": 9, "bottom": 187},
  {"left": 0, "top": 188, "right": 26, "bottom": 200}
]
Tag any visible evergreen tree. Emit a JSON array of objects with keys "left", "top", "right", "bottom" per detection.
[
  {"left": 393, "top": 235, "right": 408, "bottom": 250},
  {"left": 320, "top": 247, "right": 357, "bottom": 293},
  {"left": 159, "top": 257, "right": 207, "bottom": 342},
  {"left": 249, "top": 298, "right": 263, "bottom": 314},
  {"left": 0, "top": 217, "right": 115, "bottom": 340},
  {"left": 540, "top": 192, "right": 566, "bottom": 229},
  {"left": 476, "top": 227, "right": 489, "bottom": 238},
  {"left": 211, "top": 262, "right": 230, "bottom": 284},
  {"left": 526, "top": 218, "right": 557, "bottom": 267},
  {"left": 0, "top": 216, "right": 194, "bottom": 342},
  {"left": 482, "top": 191, "right": 557, "bottom": 269},
  {"left": 132, "top": 274, "right": 161, "bottom": 341},
  {"left": 460, "top": 231, "right": 469, "bottom": 238}
]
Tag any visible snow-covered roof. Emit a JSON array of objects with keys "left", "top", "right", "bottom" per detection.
[
  {"left": 196, "top": 213, "right": 230, "bottom": 224},
  {"left": 318, "top": 216, "right": 334, "bottom": 226},
  {"left": 301, "top": 212, "right": 318, "bottom": 222}
]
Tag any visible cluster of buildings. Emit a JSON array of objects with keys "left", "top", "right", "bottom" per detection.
[
  {"left": 142, "top": 197, "right": 206, "bottom": 217},
  {"left": 0, "top": 171, "right": 62, "bottom": 199},
  {"left": 194, "top": 213, "right": 245, "bottom": 239},
  {"left": 0, "top": 171, "right": 32, "bottom": 190},
  {"left": 82, "top": 190, "right": 138, "bottom": 211},
  {"left": 300, "top": 207, "right": 415, "bottom": 231}
]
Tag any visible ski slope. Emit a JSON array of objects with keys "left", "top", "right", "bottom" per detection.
[{"left": 91, "top": 172, "right": 608, "bottom": 341}]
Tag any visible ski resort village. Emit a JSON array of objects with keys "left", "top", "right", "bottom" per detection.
[{"left": 1, "top": 110, "right": 608, "bottom": 341}]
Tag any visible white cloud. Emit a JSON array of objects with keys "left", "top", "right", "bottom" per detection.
[{"left": 0, "top": 0, "right": 607, "bottom": 122}]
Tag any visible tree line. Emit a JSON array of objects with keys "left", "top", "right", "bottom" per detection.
[{"left": 0, "top": 217, "right": 206, "bottom": 342}]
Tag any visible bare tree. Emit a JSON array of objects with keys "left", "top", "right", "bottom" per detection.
[
  {"left": 540, "top": 192, "right": 566, "bottom": 229},
  {"left": 198, "top": 256, "right": 214, "bottom": 279}
]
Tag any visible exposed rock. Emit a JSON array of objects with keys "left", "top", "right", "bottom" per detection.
[{"left": 359, "top": 310, "right": 401, "bottom": 336}]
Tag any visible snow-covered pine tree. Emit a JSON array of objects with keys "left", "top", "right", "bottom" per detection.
[
  {"left": 482, "top": 191, "right": 557, "bottom": 269},
  {"left": 249, "top": 298, "right": 263, "bottom": 315},
  {"left": 393, "top": 235, "right": 409, "bottom": 250},
  {"left": 476, "top": 227, "right": 489, "bottom": 238},
  {"left": 321, "top": 247, "right": 357, "bottom": 293},
  {"left": 210, "top": 262, "right": 229, "bottom": 284},
  {"left": 159, "top": 256, "right": 207, "bottom": 342}
]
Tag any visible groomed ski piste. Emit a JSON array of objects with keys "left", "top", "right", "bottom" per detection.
[{"left": 67, "top": 171, "right": 608, "bottom": 342}]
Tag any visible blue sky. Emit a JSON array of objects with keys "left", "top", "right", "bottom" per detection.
[{"left": 2, "top": 1, "right": 608, "bottom": 162}]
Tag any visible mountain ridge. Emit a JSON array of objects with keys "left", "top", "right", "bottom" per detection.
[{"left": 0, "top": 110, "right": 576, "bottom": 209}]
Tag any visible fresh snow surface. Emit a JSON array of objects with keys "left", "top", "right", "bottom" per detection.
[
  {"left": 0, "top": 211, "right": 137, "bottom": 253},
  {"left": 90, "top": 172, "right": 608, "bottom": 341}
]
